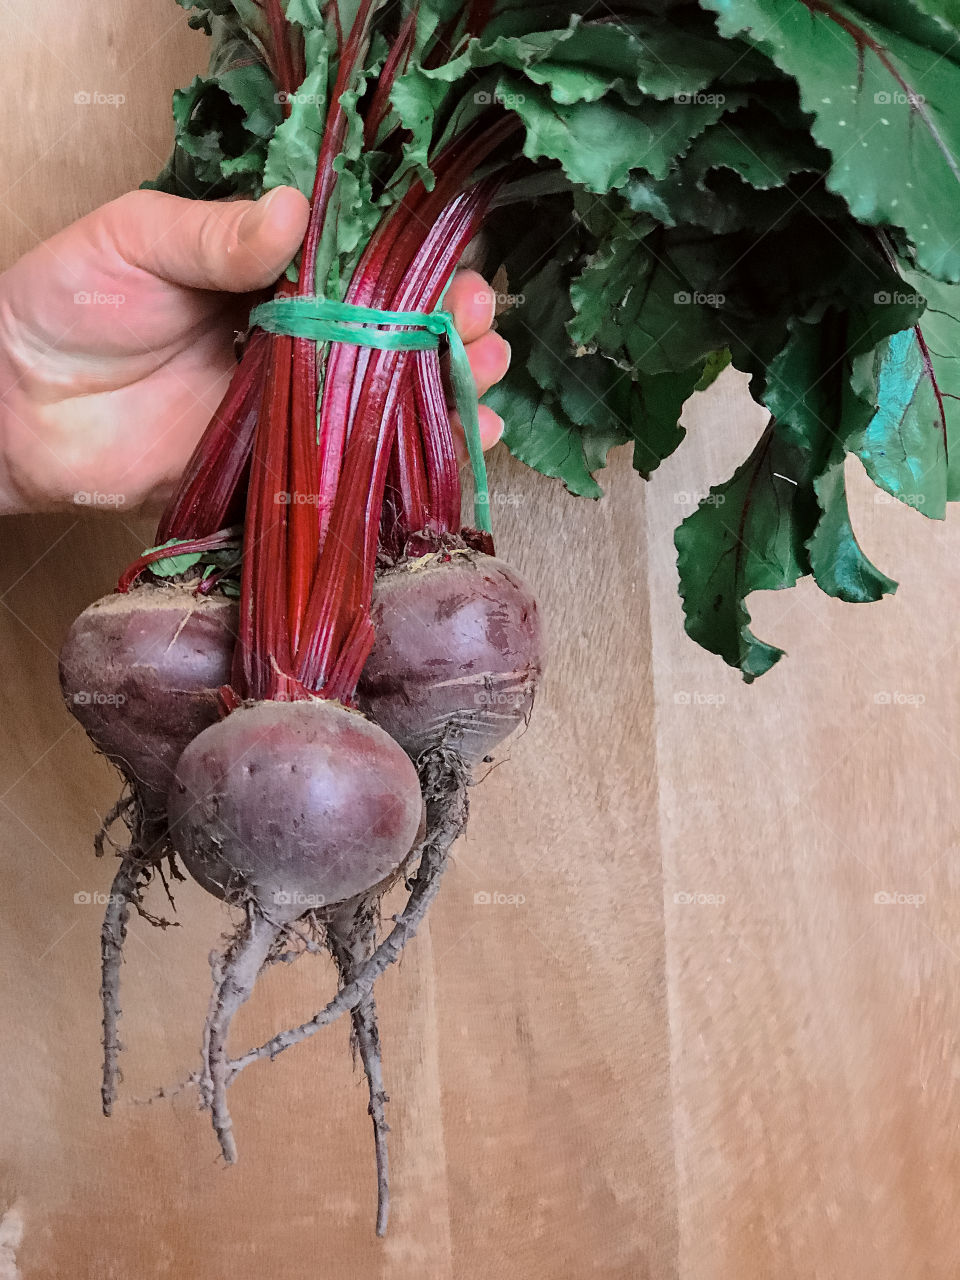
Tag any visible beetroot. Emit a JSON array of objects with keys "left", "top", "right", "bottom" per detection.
[
  {"left": 168, "top": 699, "right": 421, "bottom": 920},
  {"left": 59, "top": 581, "right": 237, "bottom": 1114},
  {"left": 168, "top": 698, "right": 422, "bottom": 1163},
  {"left": 359, "top": 550, "right": 543, "bottom": 763},
  {"left": 59, "top": 583, "right": 237, "bottom": 810}
]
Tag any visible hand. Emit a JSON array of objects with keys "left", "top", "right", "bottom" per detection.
[{"left": 0, "top": 188, "right": 510, "bottom": 515}]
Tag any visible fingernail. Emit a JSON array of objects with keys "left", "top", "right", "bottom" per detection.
[
  {"left": 483, "top": 411, "right": 505, "bottom": 448},
  {"left": 241, "top": 187, "right": 283, "bottom": 239}
]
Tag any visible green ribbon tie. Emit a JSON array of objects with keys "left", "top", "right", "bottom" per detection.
[{"left": 249, "top": 295, "right": 491, "bottom": 534}]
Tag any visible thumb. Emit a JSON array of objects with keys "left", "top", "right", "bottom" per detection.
[{"left": 106, "top": 187, "right": 311, "bottom": 293}]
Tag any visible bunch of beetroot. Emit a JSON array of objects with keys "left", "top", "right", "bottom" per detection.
[
  {"left": 59, "top": 0, "right": 543, "bottom": 1235},
  {"left": 64, "top": 0, "right": 960, "bottom": 1233}
]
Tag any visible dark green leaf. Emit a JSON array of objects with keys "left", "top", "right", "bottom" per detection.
[
  {"left": 695, "top": 348, "right": 732, "bottom": 389},
  {"left": 848, "top": 324, "right": 950, "bottom": 516},
  {"left": 489, "top": 363, "right": 612, "bottom": 499},
  {"left": 146, "top": 16, "right": 280, "bottom": 198},
  {"left": 763, "top": 312, "right": 907, "bottom": 595},
  {"left": 675, "top": 426, "right": 813, "bottom": 680},
  {"left": 808, "top": 447, "right": 898, "bottom": 601},
  {"left": 500, "top": 74, "right": 732, "bottom": 192},
  {"left": 568, "top": 229, "right": 732, "bottom": 374},
  {"left": 700, "top": 0, "right": 960, "bottom": 281}
]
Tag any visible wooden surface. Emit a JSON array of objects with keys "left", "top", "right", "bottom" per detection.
[{"left": 2, "top": 4, "right": 960, "bottom": 1278}]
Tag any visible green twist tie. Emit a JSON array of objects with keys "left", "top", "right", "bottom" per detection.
[{"left": 249, "top": 295, "right": 491, "bottom": 534}]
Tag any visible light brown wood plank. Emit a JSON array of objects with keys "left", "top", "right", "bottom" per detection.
[{"left": 647, "top": 371, "right": 960, "bottom": 1279}]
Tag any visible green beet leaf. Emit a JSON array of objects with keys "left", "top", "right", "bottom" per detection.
[
  {"left": 262, "top": 45, "right": 330, "bottom": 197},
  {"left": 763, "top": 314, "right": 902, "bottom": 599},
  {"left": 500, "top": 73, "right": 732, "bottom": 192},
  {"left": 840, "top": 0, "right": 960, "bottom": 60},
  {"left": 468, "top": 11, "right": 763, "bottom": 105},
  {"left": 808, "top": 446, "right": 898, "bottom": 602},
  {"left": 147, "top": 15, "right": 280, "bottom": 198},
  {"left": 699, "top": 0, "right": 960, "bottom": 282},
  {"left": 675, "top": 426, "right": 815, "bottom": 680},
  {"left": 139, "top": 540, "right": 205, "bottom": 579},
  {"left": 489, "top": 361, "right": 617, "bottom": 499},
  {"left": 848, "top": 260, "right": 960, "bottom": 512}
]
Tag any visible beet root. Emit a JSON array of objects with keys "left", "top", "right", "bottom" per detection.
[
  {"left": 59, "top": 582, "right": 237, "bottom": 1114},
  {"left": 220, "top": 748, "right": 469, "bottom": 1080},
  {"left": 358, "top": 550, "right": 543, "bottom": 764},
  {"left": 327, "top": 896, "right": 391, "bottom": 1235},
  {"left": 60, "top": 582, "right": 238, "bottom": 811},
  {"left": 154, "top": 749, "right": 468, "bottom": 1206},
  {"left": 169, "top": 699, "right": 423, "bottom": 922},
  {"left": 202, "top": 907, "right": 283, "bottom": 1163},
  {"left": 97, "top": 799, "right": 173, "bottom": 1116},
  {"left": 170, "top": 698, "right": 422, "bottom": 1164}
]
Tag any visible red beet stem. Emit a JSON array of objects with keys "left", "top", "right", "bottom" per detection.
[
  {"left": 262, "top": 0, "right": 300, "bottom": 106},
  {"left": 294, "top": 174, "right": 501, "bottom": 699},
  {"left": 413, "top": 348, "right": 461, "bottom": 533},
  {"left": 155, "top": 331, "right": 267, "bottom": 544},
  {"left": 363, "top": 10, "right": 417, "bottom": 151},
  {"left": 299, "top": 0, "right": 376, "bottom": 296},
  {"left": 311, "top": 113, "right": 517, "bottom": 550},
  {"left": 117, "top": 528, "right": 241, "bottom": 595},
  {"left": 155, "top": 27, "right": 517, "bottom": 709},
  {"left": 232, "top": 289, "right": 299, "bottom": 701},
  {"left": 393, "top": 369, "right": 430, "bottom": 535}
]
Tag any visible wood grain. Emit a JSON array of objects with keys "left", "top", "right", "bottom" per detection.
[
  {"left": 0, "top": 7, "right": 672, "bottom": 1274},
  {"left": 8, "top": 4, "right": 960, "bottom": 1278},
  {"left": 647, "top": 373, "right": 960, "bottom": 1279}
]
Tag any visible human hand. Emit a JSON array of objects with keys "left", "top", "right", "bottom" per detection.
[{"left": 0, "top": 188, "right": 510, "bottom": 515}]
